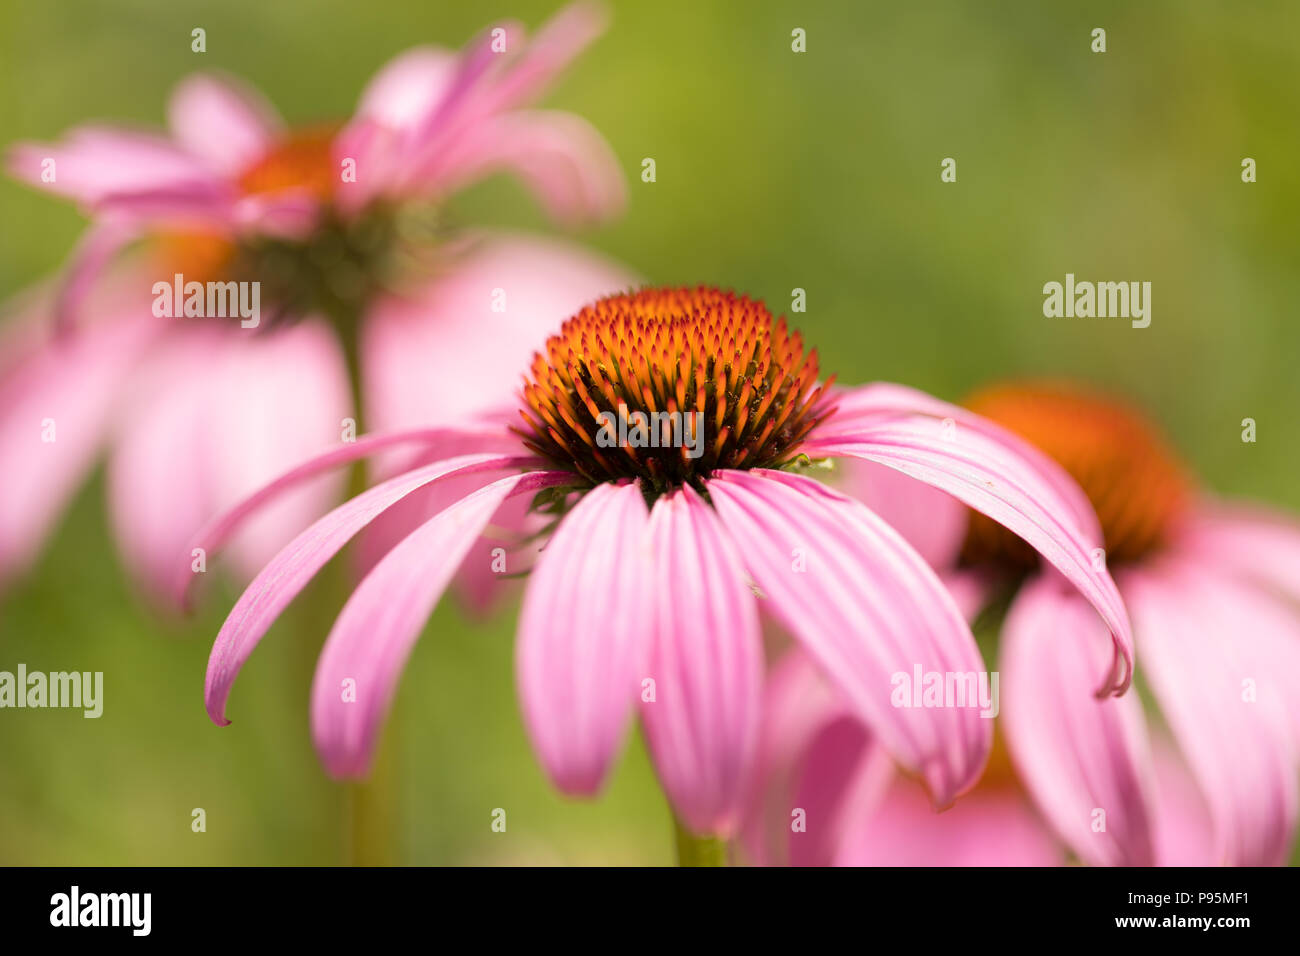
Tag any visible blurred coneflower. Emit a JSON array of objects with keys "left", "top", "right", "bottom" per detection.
[
  {"left": 0, "top": 2, "right": 631, "bottom": 602},
  {"left": 747, "top": 382, "right": 1299, "bottom": 866}
]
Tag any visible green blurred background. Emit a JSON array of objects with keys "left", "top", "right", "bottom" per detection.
[{"left": 1, "top": 0, "right": 1297, "bottom": 864}]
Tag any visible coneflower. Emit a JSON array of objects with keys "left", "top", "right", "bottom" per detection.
[
  {"left": 188, "top": 291, "right": 1132, "bottom": 853},
  {"left": 748, "top": 382, "right": 1298, "bottom": 866},
  {"left": 0, "top": 3, "right": 630, "bottom": 600}
]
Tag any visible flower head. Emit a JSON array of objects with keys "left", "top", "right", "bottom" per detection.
[
  {"left": 7, "top": 2, "right": 624, "bottom": 333},
  {"left": 518, "top": 287, "right": 831, "bottom": 489},
  {"left": 0, "top": 4, "right": 633, "bottom": 598},
  {"left": 191, "top": 288, "right": 1133, "bottom": 838}
]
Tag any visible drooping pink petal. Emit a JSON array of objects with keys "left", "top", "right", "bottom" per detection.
[
  {"left": 824, "top": 382, "right": 1101, "bottom": 538},
  {"left": 354, "top": 443, "right": 545, "bottom": 615},
  {"left": 310, "top": 469, "right": 569, "bottom": 778},
  {"left": 425, "top": 110, "right": 625, "bottom": 223},
  {"left": 7, "top": 126, "right": 220, "bottom": 206},
  {"left": 177, "top": 421, "right": 522, "bottom": 609},
  {"left": 638, "top": 484, "right": 763, "bottom": 837},
  {"left": 707, "top": 469, "right": 991, "bottom": 808},
  {"left": 833, "top": 777, "right": 1063, "bottom": 867},
  {"left": 805, "top": 392, "right": 1133, "bottom": 696},
  {"left": 361, "top": 233, "right": 636, "bottom": 431},
  {"left": 204, "top": 452, "right": 539, "bottom": 726},
  {"left": 1121, "top": 559, "right": 1298, "bottom": 866},
  {"left": 167, "top": 73, "right": 284, "bottom": 176},
  {"left": 516, "top": 481, "right": 650, "bottom": 795},
  {"left": 1178, "top": 501, "right": 1300, "bottom": 604},
  {"left": 999, "top": 573, "right": 1156, "bottom": 866},
  {"left": 109, "top": 321, "right": 352, "bottom": 602},
  {"left": 443, "top": 483, "right": 542, "bottom": 613},
  {"left": 0, "top": 294, "right": 159, "bottom": 584}
]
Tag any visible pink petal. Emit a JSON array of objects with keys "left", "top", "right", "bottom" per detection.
[
  {"left": 1150, "top": 739, "right": 1216, "bottom": 867},
  {"left": 939, "top": 568, "right": 1000, "bottom": 623},
  {"left": 354, "top": 448, "right": 543, "bottom": 614},
  {"left": 833, "top": 457, "right": 966, "bottom": 570},
  {"left": 1121, "top": 559, "right": 1298, "bottom": 866},
  {"left": 403, "top": 26, "right": 513, "bottom": 154},
  {"left": 167, "top": 73, "right": 284, "bottom": 176},
  {"left": 475, "top": 2, "right": 609, "bottom": 117},
  {"left": 354, "top": 47, "right": 460, "bottom": 129},
  {"left": 788, "top": 715, "right": 886, "bottom": 867},
  {"left": 52, "top": 219, "right": 139, "bottom": 332},
  {"left": 707, "top": 469, "right": 991, "bottom": 808},
  {"left": 361, "top": 233, "right": 636, "bottom": 431},
  {"left": 999, "top": 573, "right": 1156, "bottom": 866},
  {"left": 311, "top": 469, "right": 568, "bottom": 778},
  {"left": 638, "top": 484, "right": 763, "bottom": 837},
  {"left": 0, "top": 293, "right": 159, "bottom": 583},
  {"left": 805, "top": 390, "right": 1133, "bottom": 696},
  {"left": 7, "top": 126, "right": 220, "bottom": 206},
  {"left": 334, "top": 47, "right": 461, "bottom": 211},
  {"left": 1178, "top": 501, "right": 1300, "bottom": 604},
  {"left": 516, "top": 481, "right": 650, "bottom": 795},
  {"left": 109, "top": 322, "right": 352, "bottom": 602},
  {"left": 395, "top": 5, "right": 609, "bottom": 199},
  {"left": 88, "top": 182, "right": 237, "bottom": 231},
  {"left": 178, "top": 422, "right": 522, "bottom": 609},
  {"left": 204, "top": 452, "right": 537, "bottom": 726},
  {"left": 740, "top": 649, "right": 855, "bottom": 866},
  {"left": 231, "top": 192, "right": 322, "bottom": 239},
  {"left": 346, "top": 25, "right": 518, "bottom": 206},
  {"left": 825, "top": 382, "right": 1101, "bottom": 538},
  {"left": 425, "top": 110, "right": 624, "bottom": 224},
  {"left": 834, "top": 777, "right": 1063, "bottom": 867}
]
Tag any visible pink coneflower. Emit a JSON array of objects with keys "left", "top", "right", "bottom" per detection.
[
  {"left": 746, "top": 382, "right": 1299, "bottom": 866},
  {"left": 189, "top": 289, "right": 1133, "bottom": 844},
  {"left": 0, "top": 2, "right": 631, "bottom": 600}
]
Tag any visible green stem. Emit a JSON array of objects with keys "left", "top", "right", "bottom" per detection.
[
  {"left": 673, "top": 816, "right": 728, "bottom": 866},
  {"left": 346, "top": 741, "right": 398, "bottom": 866}
]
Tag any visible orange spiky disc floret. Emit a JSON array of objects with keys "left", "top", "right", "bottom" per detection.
[
  {"left": 517, "top": 287, "right": 836, "bottom": 493},
  {"left": 963, "top": 382, "right": 1192, "bottom": 567}
]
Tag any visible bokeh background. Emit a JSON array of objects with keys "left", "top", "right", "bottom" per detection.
[{"left": 1, "top": 0, "right": 1297, "bottom": 864}]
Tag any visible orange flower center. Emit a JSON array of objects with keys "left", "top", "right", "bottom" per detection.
[
  {"left": 962, "top": 382, "right": 1191, "bottom": 567},
  {"left": 235, "top": 124, "right": 340, "bottom": 201},
  {"left": 147, "top": 123, "right": 426, "bottom": 329},
  {"left": 517, "top": 287, "right": 834, "bottom": 492}
]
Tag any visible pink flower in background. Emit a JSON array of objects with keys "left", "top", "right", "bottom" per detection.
[
  {"left": 188, "top": 289, "right": 1131, "bottom": 838},
  {"left": 749, "top": 382, "right": 1299, "bottom": 866},
  {"left": 0, "top": 2, "right": 631, "bottom": 601}
]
